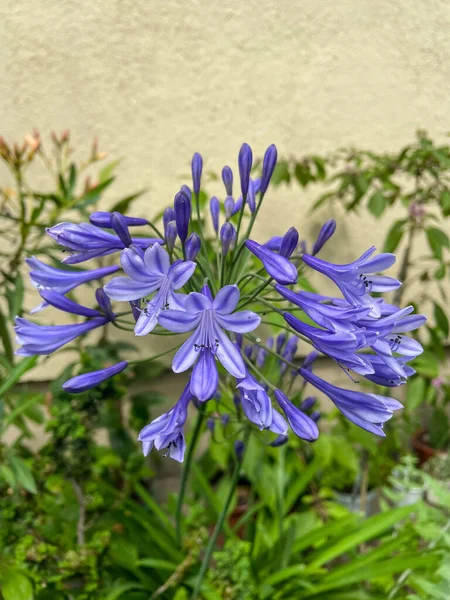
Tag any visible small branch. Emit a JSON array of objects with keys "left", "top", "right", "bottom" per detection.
[{"left": 70, "top": 479, "right": 86, "bottom": 546}]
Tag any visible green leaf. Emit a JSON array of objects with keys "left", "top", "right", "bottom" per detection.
[
  {"left": 3, "top": 395, "right": 43, "bottom": 429},
  {"left": 367, "top": 190, "right": 387, "bottom": 218},
  {"left": 433, "top": 302, "right": 449, "bottom": 337},
  {"left": 440, "top": 189, "right": 450, "bottom": 216},
  {"left": 99, "top": 159, "right": 121, "bottom": 183},
  {"left": 271, "top": 162, "right": 291, "bottom": 186},
  {"left": 109, "top": 189, "right": 147, "bottom": 215},
  {"left": 0, "top": 307, "right": 13, "bottom": 363},
  {"left": 67, "top": 163, "right": 77, "bottom": 197},
  {"left": 0, "top": 465, "right": 16, "bottom": 487},
  {"left": 407, "top": 376, "right": 426, "bottom": 411},
  {"left": 136, "top": 558, "right": 177, "bottom": 570},
  {"left": 383, "top": 220, "right": 406, "bottom": 253},
  {"left": 6, "top": 272, "right": 25, "bottom": 319},
  {"left": 74, "top": 177, "right": 115, "bottom": 209},
  {"left": 294, "top": 163, "right": 313, "bottom": 187},
  {"left": 134, "top": 483, "right": 175, "bottom": 535},
  {"left": 0, "top": 570, "right": 33, "bottom": 600},
  {"left": 0, "top": 356, "right": 38, "bottom": 396},
  {"left": 412, "top": 353, "right": 439, "bottom": 378},
  {"left": 104, "top": 583, "right": 146, "bottom": 600},
  {"left": 9, "top": 456, "right": 37, "bottom": 494},
  {"left": 307, "top": 503, "right": 419, "bottom": 568},
  {"left": 426, "top": 227, "right": 450, "bottom": 261}
]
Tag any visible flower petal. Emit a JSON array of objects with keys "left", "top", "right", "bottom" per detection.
[
  {"left": 158, "top": 309, "right": 201, "bottom": 333},
  {"left": 104, "top": 277, "right": 161, "bottom": 301},
  {"left": 213, "top": 285, "right": 240, "bottom": 315},
  {"left": 144, "top": 243, "right": 170, "bottom": 276},
  {"left": 214, "top": 326, "right": 246, "bottom": 378},
  {"left": 190, "top": 351, "right": 219, "bottom": 401},
  {"left": 169, "top": 260, "right": 196, "bottom": 289},
  {"left": 172, "top": 330, "right": 200, "bottom": 372},
  {"left": 245, "top": 240, "right": 298, "bottom": 285},
  {"left": 361, "top": 253, "right": 396, "bottom": 273},
  {"left": 121, "top": 248, "right": 154, "bottom": 281},
  {"left": 215, "top": 311, "right": 261, "bottom": 333},
  {"left": 185, "top": 292, "right": 212, "bottom": 313},
  {"left": 368, "top": 275, "right": 402, "bottom": 292}
]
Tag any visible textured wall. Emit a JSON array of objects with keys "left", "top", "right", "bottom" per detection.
[{"left": 2, "top": 0, "right": 450, "bottom": 377}]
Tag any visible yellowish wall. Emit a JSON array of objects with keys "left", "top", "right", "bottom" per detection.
[{"left": 2, "top": 0, "right": 450, "bottom": 379}]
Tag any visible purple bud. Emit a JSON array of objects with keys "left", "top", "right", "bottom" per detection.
[
  {"left": 174, "top": 190, "right": 191, "bottom": 243},
  {"left": 206, "top": 418, "right": 215, "bottom": 433},
  {"left": 234, "top": 440, "right": 245, "bottom": 461},
  {"left": 283, "top": 336, "right": 298, "bottom": 360},
  {"left": 310, "top": 411, "right": 321, "bottom": 423},
  {"left": 163, "top": 207, "right": 176, "bottom": 233},
  {"left": 210, "top": 196, "right": 220, "bottom": 233},
  {"left": 62, "top": 361, "right": 128, "bottom": 393},
  {"left": 244, "top": 345, "right": 253, "bottom": 360},
  {"left": 129, "top": 299, "right": 141, "bottom": 322},
  {"left": 222, "top": 166, "right": 233, "bottom": 196},
  {"left": 264, "top": 236, "right": 283, "bottom": 252},
  {"left": 299, "top": 396, "right": 317, "bottom": 412},
  {"left": 185, "top": 232, "right": 201, "bottom": 261},
  {"left": 270, "top": 434, "right": 289, "bottom": 447},
  {"left": 111, "top": 212, "right": 132, "bottom": 246},
  {"left": 224, "top": 196, "right": 234, "bottom": 220},
  {"left": 90, "top": 212, "right": 147, "bottom": 228},
  {"left": 276, "top": 333, "right": 286, "bottom": 354},
  {"left": 256, "top": 347, "right": 267, "bottom": 368},
  {"left": 220, "top": 222, "right": 236, "bottom": 256},
  {"left": 191, "top": 152, "right": 203, "bottom": 196},
  {"left": 201, "top": 283, "right": 213, "bottom": 301},
  {"left": 221, "top": 414, "right": 230, "bottom": 426},
  {"left": 280, "top": 227, "right": 299, "bottom": 258},
  {"left": 302, "top": 350, "right": 318, "bottom": 371},
  {"left": 96, "top": 288, "right": 115, "bottom": 320},
  {"left": 247, "top": 179, "right": 256, "bottom": 212},
  {"left": 165, "top": 221, "right": 177, "bottom": 251},
  {"left": 274, "top": 389, "right": 319, "bottom": 442},
  {"left": 238, "top": 143, "right": 253, "bottom": 196},
  {"left": 260, "top": 144, "right": 278, "bottom": 195},
  {"left": 245, "top": 239, "right": 298, "bottom": 285},
  {"left": 312, "top": 220, "right": 336, "bottom": 255},
  {"left": 233, "top": 393, "right": 241, "bottom": 407},
  {"left": 181, "top": 185, "right": 192, "bottom": 199},
  {"left": 235, "top": 333, "right": 243, "bottom": 349}
]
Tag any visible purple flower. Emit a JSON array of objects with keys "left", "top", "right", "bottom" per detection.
[
  {"left": 138, "top": 383, "right": 192, "bottom": 462},
  {"left": 238, "top": 143, "right": 253, "bottom": 196},
  {"left": 363, "top": 355, "right": 415, "bottom": 387},
  {"left": 260, "top": 144, "right": 278, "bottom": 195},
  {"left": 270, "top": 435, "right": 289, "bottom": 447},
  {"left": 157, "top": 285, "right": 260, "bottom": 401},
  {"left": 46, "top": 222, "right": 161, "bottom": 264},
  {"left": 63, "top": 361, "right": 128, "bottom": 393},
  {"left": 191, "top": 152, "right": 203, "bottom": 196},
  {"left": 274, "top": 389, "right": 319, "bottom": 441},
  {"left": 299, "top": 396, "right": 316, "bottom": 411},
  {"left": 90, "top": 212, "right": 148, "bottom": 228},
  {"left": 210, "top": 196, "right": 220, "bottom": 233},
  {"left": 245, "top": 239, "right": 298, "bottom": 285},
  {"left": 300, "top": 368, "right": 403, "bottom": 436},
  {"left": 220, "top": 222, "right": 236, "bottom": 256},
  {"left": 185, "top": 233, "right": 201, "bottom": 261},
  {"left": 26, "top": 257, "right": 120, "bottom": 313},
  {"left": 174, "top": 190, "right": 191, "bottom": 243},
  {"left": 237, "top": 374, "right": 288, "bottom": 433},
  {"left": 302, "top": 247, "right": 401, "bottom": 317},
  {"left": 15, "top": 315, "right": 110, "bottom": 356},
  {"left": 222, "top": 166, "right": 233, "bottom": 196},
  {"left": 312, "top": 220, "right": 336, "bottom": 255},
  {"left": 104, "top": 244, "right": 196, "bottom": 335},
  {"left": 280, "top": 227, "right": 299, "bottom": 258}
]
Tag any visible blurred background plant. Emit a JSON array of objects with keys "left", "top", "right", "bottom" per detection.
[{"left": 1, "top": 132, "right": 450, "bottom": 599}]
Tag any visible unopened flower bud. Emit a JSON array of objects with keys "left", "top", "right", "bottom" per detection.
[
  {"left": 312, "top": 220, "right": 336, "bottom": 255},
  {"left": 234, "top": 440, "right": 245, "bottom": 461},
  {"left": 210, "top": 196, "right": 220, "bottom": 233},
  {"left": 222, "top": 165, "right": 233, "bottom": 196},
  {"left": 221, "top": 414, "right": 230, "bottom": 426},
  {"left": 270, "top": 434, "right": 289, "bottom": 447},
  {"left": 165, "top": 221, "right": 177, "bottom": 251},
  {"left": 111, "top": 212, "right": 132, "bottom": 246},
  {"left": 238, "top": 143, "right": 253, "bottom": 196},
  {"left": 224, "top": 196, "right": 234, "bottom": 220},
  {"left": 260, "top": 144, "right": 278, "bottom": 195},
  {"left": 174, "top": 190, "right": 191, "bottom": 242},
  {"left": 299, "top": 396, "right": 317, "bottom": 412},
  {"left": 191, "top": 152, "right": 203, "bottom": 196},
  {"left": 185, "top": 232, "right": 201, "bottom": 260},
  {"left": 220, "top": 222, "right": 236, "bottom": 256},
  {"left": 280, "top": 227, "right": 299, "bottom": 258}
]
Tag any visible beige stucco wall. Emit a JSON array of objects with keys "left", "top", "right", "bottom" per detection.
[{"left": 1, "top": 0, "right": 450, "bottom": 378}]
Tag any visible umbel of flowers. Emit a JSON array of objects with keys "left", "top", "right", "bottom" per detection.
[{"left": 16, "top": 144, "right": 426, "bottom": 462}]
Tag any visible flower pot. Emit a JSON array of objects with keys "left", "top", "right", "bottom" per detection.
[
  {"left": 412, "top": 430, "right": 447, "bottom": 465},
  {"left": 334, "top": 487, "right": 379, "bottom": 516}
]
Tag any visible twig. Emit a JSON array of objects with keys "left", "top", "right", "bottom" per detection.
[{"left": 70, "top": 479, "right": 86, "bottom": 546}]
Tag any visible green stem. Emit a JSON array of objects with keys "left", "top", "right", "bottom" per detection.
[
  {"left": 127, "top": 343, "right": 182, "bottom": 365},
  {"left": 176, "top": 407, "right": 205, "bottom": 547},
  {"left": 238, "top": 278, "right": 273, "bottom": 309},
  {"left": 191, "top": 428, "right": 250, "bottom": 600},
  {"left": 392, "top": 223, "right": 416, "bottom": 306}
]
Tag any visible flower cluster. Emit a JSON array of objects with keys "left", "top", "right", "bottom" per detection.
[{"left": 16, "top": 143, "right": 426, "bottom": 462}]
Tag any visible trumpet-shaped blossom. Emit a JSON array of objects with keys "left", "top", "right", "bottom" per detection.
[
  {"left": 245, "top": 239, "right": 298, "bottom": 285},
  {"left": 26, "top": 256, "right": 119, "bottom": 313},
  {"left": 300, "top": 368, "right": 403, "bottom": 436},
  {"left": 104, "top": 244, "right": 196, "bottom": 335},
  {"left": 302, "top": 247, "right": 401, "bottom": 317},
  {"left": 274, "top": 389, "right": 319, "bottom": 441},
  {"left": 237, "top": 375, "right": 288, "bottom": 433},
  {"left": 63, "top": 361, "right": 129, "bottom": 393},
  {"left": 158, "top": 284, "right": 260, "bottom": 401},
  {"left": 138, "top": 383, "right": 192, "bottom": 462},
  {"left": 47, "top": 221, "right": 161, "bottom": 264}
]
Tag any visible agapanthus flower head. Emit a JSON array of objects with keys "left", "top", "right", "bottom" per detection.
[
  {"left": 222, "top": 166, "right": 233, "bottom": 196},
  {"left": 302, "top": 247, "right": 401, "bottom": 318},
  {"left": 191, "top": 152, "right": 203, "bottom": 196},
  {"left": 138, "top": 383, "right": 192, "bottom": 462},
  {"left": 90, "top": 211, "right": 148, "bottom": 228},
  {"left": 63, "top": 361, "right": 128, "bottom": 393},
  {"left": 46, "top": 222, "right": 162, "bottom": 264},
  {"left": 238, "top": 143, "right": 253, "bottom": 196},
  {"left": 174, "top": 190, "right": 191, "bottom": 242},
  {"left": 300, "top": 368, "right": 403, "bottom": 436},
  {"left": 312, "top": 219, "right": 336, "bottom": 255},
  {"left": 245, "top": 239, "right": 298, "bottom": 285},
  {"left": 104, "top": 244, "right": 196, "bottom": 335},
  {"left": 260, "top": 144, "right": 278, "bottom": 196},
  {"left": 158, "top": 284, "right": 260, "bottom": 401}
]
